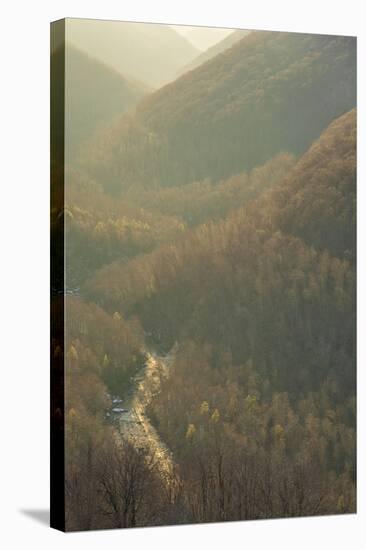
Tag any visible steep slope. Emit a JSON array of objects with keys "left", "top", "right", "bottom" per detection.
[
  {"left": 63, "top": 45, "right": 150, "bottom": 157},
  {"left": 267, "top": 109, "right": 356, "bottom": 259},
  {"left": 79, "top": 31, "right": 355, "bottom": 193},
  {"left": 66, "top": 18, "right": 199, "bottom": 87},
  {"left": 179, "top": 29, "right": 250, "bottom": 75}
]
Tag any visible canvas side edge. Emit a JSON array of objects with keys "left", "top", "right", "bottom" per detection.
[{"left": 50, "top": 18, "right": 66, "bottom": 533}]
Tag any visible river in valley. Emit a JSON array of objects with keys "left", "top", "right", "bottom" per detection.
[{"left": 112, "top": 348, "right": 177, "bottom": 485}]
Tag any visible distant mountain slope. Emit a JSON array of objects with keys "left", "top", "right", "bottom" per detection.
[
  {"left": 63, "top": 45, "right": 150, "bottom": 156},
  {"left": 80, "top": 31, "right": 356, "bottom": 192},
  {"left": 66, "top": 18, "right": 199, "bottom": 87},
  {"left": 171, "top": 25, "right": 233, "bottom": 51},
  {"left": 179, "top": 29, "right": 250, "bottom": 75}
]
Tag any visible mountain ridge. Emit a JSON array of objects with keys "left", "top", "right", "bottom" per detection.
[
  {"left": 66, "top": 18, "right": 200, "bottom": 87},
  {"left": 178, "top": 29, "right": 250, "bottom": 75}
]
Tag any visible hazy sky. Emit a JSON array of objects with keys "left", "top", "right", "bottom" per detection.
[{"left": 170, "top": 25, "right": 233, "bottom": 51}]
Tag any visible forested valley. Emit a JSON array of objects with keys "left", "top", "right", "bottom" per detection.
[{"left": 51, "top": 23, "right": 356, "bottom": 530}]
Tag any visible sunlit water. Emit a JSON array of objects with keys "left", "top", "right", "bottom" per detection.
[{"left": 116, "top": 349, "right": 177, "bottom": 485}]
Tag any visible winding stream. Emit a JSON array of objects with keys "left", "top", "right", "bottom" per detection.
[{"left": 116, "top": 348, "right": 177, "bottom": 484}]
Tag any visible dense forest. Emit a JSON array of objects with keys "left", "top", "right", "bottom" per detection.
[{"left": 51, "top": 23, "right": 356, "bottom": 531}]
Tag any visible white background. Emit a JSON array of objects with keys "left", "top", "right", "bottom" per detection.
[{"left": 0, "top": 0, "right": 365, "bottom": 548}]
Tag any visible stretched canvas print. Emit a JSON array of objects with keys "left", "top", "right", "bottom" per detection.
[{"left": 51, "top": 18, "right": 357, "bottom": 531}]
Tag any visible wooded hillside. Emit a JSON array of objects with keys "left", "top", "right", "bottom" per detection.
[{"left": 78, "top": 31, "right": 356, "bottom": 192}]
